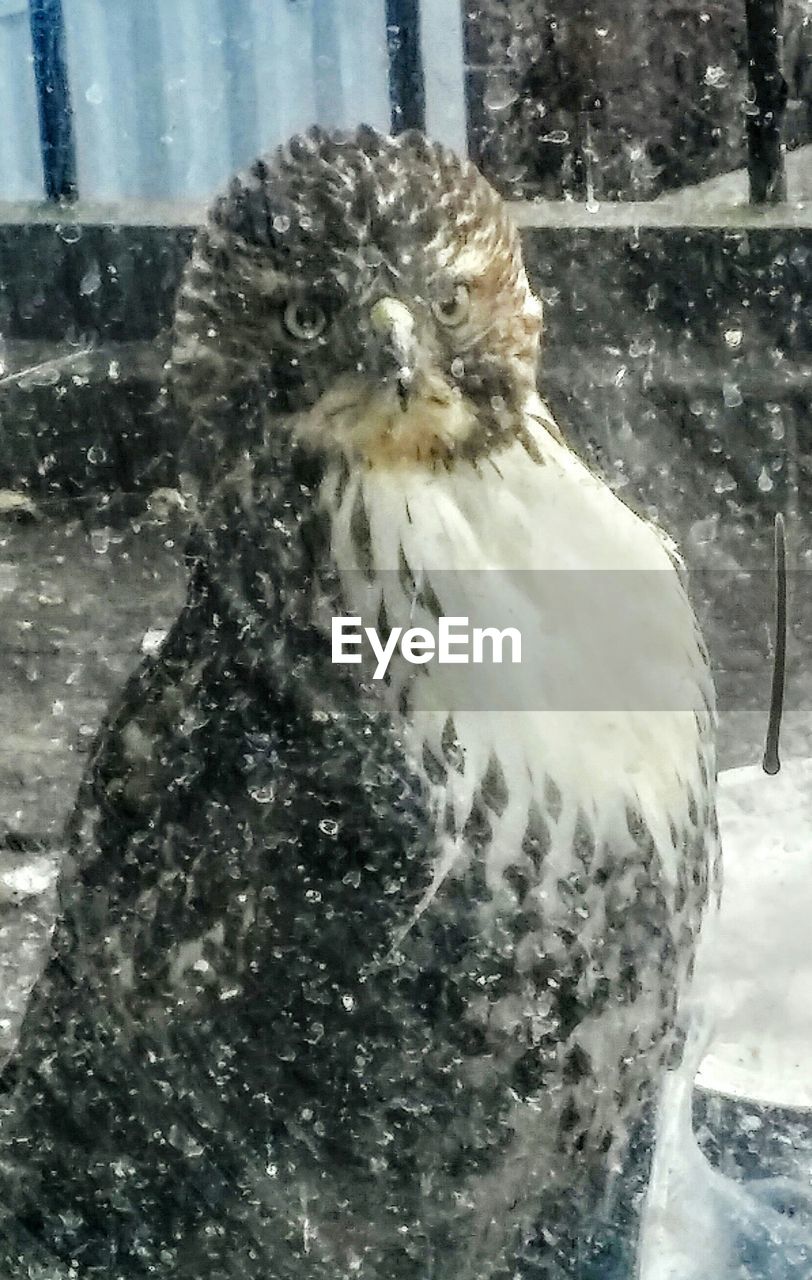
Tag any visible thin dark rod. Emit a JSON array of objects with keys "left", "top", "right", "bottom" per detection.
[
  {"left": 743, "top": 0, "right": 788, "bottom": 203},
  {"left": 386, "top": 0, "right": 426, "bottom": 133},
  {"left": 762, "top": 512, "right": 787, "bottom": 776},
  {"left": 28, "top": 0, "right": 77, "bottom": 202}
]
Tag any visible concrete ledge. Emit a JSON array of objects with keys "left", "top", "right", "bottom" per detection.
[
  {"left": 4, "top": 196, "right": 812, "bottom": 231},
  {"left": 0, "top": 201, "right": 206, "bottom": 228},
  {"left": 512, "top": 199, "right": 812, "bottom": 230}
]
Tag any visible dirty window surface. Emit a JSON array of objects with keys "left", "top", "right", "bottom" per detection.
[{"left": 0, "top": 2, "right": 810, "bottom": 1278}]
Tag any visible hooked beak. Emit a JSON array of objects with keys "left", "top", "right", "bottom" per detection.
[{"left": 370, "top": 297, "right": 416, "bottom": 413}]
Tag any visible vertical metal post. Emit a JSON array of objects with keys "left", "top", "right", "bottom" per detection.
[
  {"left": 386, "top": 0, "right": 426, "bottom": 133},
  {"left": 744, "top": 0, "right": 787, "bottom": 203},
  {"left": 28, "top": 0, "right": 77, "bottom": 201}
]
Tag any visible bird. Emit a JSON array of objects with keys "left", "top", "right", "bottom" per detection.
[{"left": 0, "top": 126, "right": 719, "bottom": 1280}]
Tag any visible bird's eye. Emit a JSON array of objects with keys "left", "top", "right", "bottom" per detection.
[
  {"left": 433, "top": 283, "right": 470, "bottom": 327},
  {"left": 282, "top": 299, "right": 328, "bottom": 342}
]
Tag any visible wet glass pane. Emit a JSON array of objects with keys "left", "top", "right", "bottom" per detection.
[{"left": 0, "top": 2, "right": 810, "bottom": 1278}]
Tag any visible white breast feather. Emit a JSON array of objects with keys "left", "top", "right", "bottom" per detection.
[
  {"left": 322, "top": 394, "right": 715, "bottom": 926},
  {"left": 313, "top": 394, "right": 719, "bottom": 1269}
]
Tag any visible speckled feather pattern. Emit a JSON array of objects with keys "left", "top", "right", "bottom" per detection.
[
  {"left": 0, "top": 129, "right": 718, "bottom": 1280},
  {"left": 317, "top": 404, "right": 719, "bottom": 1276}
]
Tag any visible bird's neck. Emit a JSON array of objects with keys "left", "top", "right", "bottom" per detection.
[
  {"left": 317, "top": 397, "right": 715, "bottom": 887},
  {"left": 321, "top": 393, "right": 679, "bottom": 575}
]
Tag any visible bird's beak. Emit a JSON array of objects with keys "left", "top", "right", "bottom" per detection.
[{"left": 369, "top": 297, "right": 416, "bottom": 412}]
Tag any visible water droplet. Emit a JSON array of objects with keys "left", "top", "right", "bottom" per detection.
[
  {"left": 55, "top": 223, "right": 81, "bottom": 244},
  {"left": 319, "top": 817, "right": 339, "bottom": 837},
  {"left": 273, "top": 214, "right": 291, "bottom": 234},
  {"left": 168, "top": 1126, "right": 203, "bottom": 1157},
  {"left": 723, "top": 328, "right": 743, "bottom": 349},
  {"left": 141, "top": 628, "right": 167, "bottom": 656},
  {"left": 249, "top": 783, "right": 275, "bottom": 804},
  {"left": 757, "top": 466, "right": 774, "bottom": 493},
  {"left": 341, "top": 994, "right": 355, "bottom": 1011},
  {"left": 85, "top": 82, "right": 104, "bottom": 105},
  {"left": 450, "top": 357, "right": 464, "bottom": 379},
  {"left": 690, "top": 514, "right": 721, "bottom": 547},
  {"left": 541, "top": 129, "right": 569, "bottom": 145},
  {"left": 483, "top": 76, "right": 518, "bottom": 112},
  {"left": 90, "top": 528, "right": 110, "bottom": 555},
  {"left": 629, "top": 338, "right": 653, "bottom": 358},
  {"left": 305, "top": 888, "right": 322, "bottom": 903},
  {"left": 79, "top": 263, "right": 101, "bottom": 296},
  {"left": 704, "top": 65, "right": 727, "bottom": 88},
  {"left": 722, "top": 381, "right": 743, "bottom": 408}
]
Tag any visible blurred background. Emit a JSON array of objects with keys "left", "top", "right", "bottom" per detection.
[
  {"left": 0, "top": 4, "right": 812, "bottom": 1261},
  {"left": 1, "top": 0, "right": 811, "bottom": 203},
  {"left": 0, "top": 1, "right": 809, "bottom": 850},
  {"left": 0, "top": 0, "right": 810, "bottom": 853}
]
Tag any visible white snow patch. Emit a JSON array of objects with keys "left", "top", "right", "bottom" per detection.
[
  {"left": 641, "top": 758, "right": 812, "bottom": 1279},
  {"left": 696, "top": 759, "right": 812, "bottom": 1109}
]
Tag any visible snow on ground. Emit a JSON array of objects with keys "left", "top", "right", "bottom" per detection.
[
  {"left": 697, "top": 760, "right": 812, "bottom": 1110},
  {"left": 654, "top": 144, "right": 812, "bottom": 212},
  {"left": 641, "top": 759, "right": 812, "bottom": 1280}
]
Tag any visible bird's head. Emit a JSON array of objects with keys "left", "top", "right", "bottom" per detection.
[{"left": 171, "top": 127, "right": 544, "bottom": 495}]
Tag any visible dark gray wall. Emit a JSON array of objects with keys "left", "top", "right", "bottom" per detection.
[{"left": 0, "top": 216, "right": 808, "bottom": 552}]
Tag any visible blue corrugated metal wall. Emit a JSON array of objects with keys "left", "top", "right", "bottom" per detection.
[
  {"left": 0, "top": 0, "right": 45, "bottom": 199},
  {"left": 0, "top": 0, "right": 467, "bottom": 202},
  {"left": 421, "top": 0, "right": 466, "bottom": 155}
]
